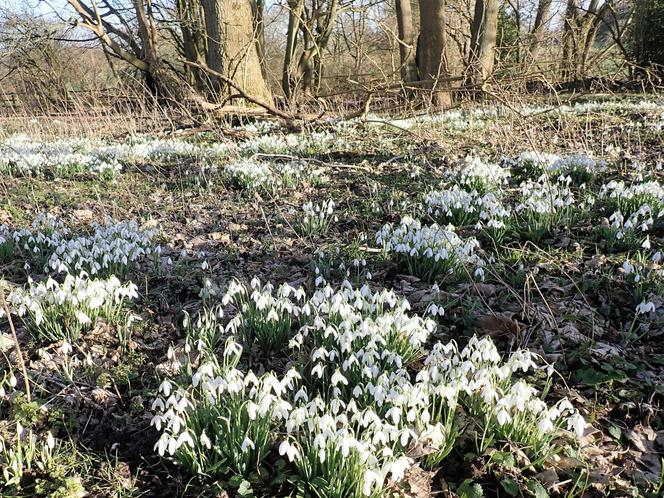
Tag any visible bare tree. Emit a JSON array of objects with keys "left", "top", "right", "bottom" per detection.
[
  {"left": 527, "top": 0, "right": 552, "bottom": 63},
  {"left": 201, "top": 0, "right": 272, "bottom": 102},
  {"left": 64, "top": 0, "right": 174, "bottom": 95},
  {"left": 282, "top": 0, "right": 340, "bottom": 101},
  {"left": 62, "top": 0, "right": 273, "bottom": 104},
  {"left": 3, "top": 0, "right": 637, "bottom": 115},
  {"left": 395, "top": 0, "right": 418, "bottom": 83},
  {"left": 561, "top": 0, "right": 610, "bottom": 81},
  {"left": 417, "top": 0, "right": 451, "bottom": 106},
  {"left": 468, "top": 0, "right": 500, "bottom": 85},
  {"left": 0, "top": 13, "right": 94, "bottom": 112},
  {"left": 176, "top": 0, "right": 207, "bottom": 90}
]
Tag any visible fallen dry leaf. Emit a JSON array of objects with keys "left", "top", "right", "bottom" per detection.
[{"left": 475, "top": 313, "right": 520, "bottom": 337}]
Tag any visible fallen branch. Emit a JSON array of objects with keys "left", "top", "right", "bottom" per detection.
[
  {"left": 0, "top": 286, "right": 31, "bottom": 402},
  {"left": 182, "top": 61, "right": 299, "bottom": 123},
  {"left": 249, "top": 153, "right": 373, "bottom": 172}
]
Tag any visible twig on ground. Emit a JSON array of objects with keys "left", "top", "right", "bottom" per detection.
[{"left": 0, "top": 287, "right": 31, "bottom": 402}]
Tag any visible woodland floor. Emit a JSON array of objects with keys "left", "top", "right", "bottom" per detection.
[{"left": 0, "top": 94, "right": 663, "bottom": 497}]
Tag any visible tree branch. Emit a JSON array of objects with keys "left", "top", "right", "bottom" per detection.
[{"left": 182, "top": 60, "right": 297, "bottom": 121}]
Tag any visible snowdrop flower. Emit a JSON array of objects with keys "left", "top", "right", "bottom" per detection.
[
  {"left": 636, "top": 300, "right": 656, "bottom": 314},
  {"left": 279, "top": 440, "right": 300, "bottom": 462},
  {"left": 199, "top": 431, "right": 212, "bottom": 449},
  {"left": 75, "top": 310, "right": 92, "bottom": 325},
  {"left": 60, "top": 341, "right": 73, "bottom": 355},
  {"left": 331, "top": 369, "right": 348, "bottom": 386},
  {"left": 151, "top": 398, "right": 165, "bottom": 411},
  {"left": 385, "top": 456, "right": 412, "bottom": 482},
  {"left": 496, "top": 409, "right": 511, "bottom": 425},
  {"left": 159, "top": 380, "right": 172, "bottom": 397},
  {"left": 176, "top": 432, "right": 195, "bottom": 452},
  {"left": 427, "top": 303, "right": 445, "bottom": 317},
  {"left": 567, "top": 412, "right": 587, "bottom": 438},
  {"left": 537, "top": 416, "right": 554, "bottom": 433},
  {"left": 312, "top": 364, "right": 325, "bottom": 378},
  {"left": 241, "top": 437, "right": 255, "bottom": 452},
  {"left": 46, "top": 432, "right": 55, "bottom": 450},
  {"left": 362, "top": 469, "right": 383, "bottom": 496}
]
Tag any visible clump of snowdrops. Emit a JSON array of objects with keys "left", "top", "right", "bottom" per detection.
[
  {"left": 222, "top": 277, "right": 306, "bottom": 354},
  {"left": 515, "top": 175, "right": 576, "bottom": 241},
  {"left": 10, "top": 216, "right": 157, "bottom": 277},
  {"left": 0, "top": 420, "right": 58, "bottom": 489},
  {"left": 599, "top": 180, "right": 664, "bottom": 217},
  {"left": 274, "top": 160, "right": 322, "bottom": 188},
  {"left": 152, "top": 280, "right": 586, "bottom": 498},
  {"left": 223, "top": 158, "right": 275, "bottom": 192},
  {"left": 375, "top": 216, "right": 486, "bottom": 282},
  {"left": 2, "top": 272, "right": 138, "bottom": 344},
  {"left": 550, "top": 153, "right": 605, "bottom": 184},
  {"left": 619, "top": 253, "right": 664, "bottom": 302},
  {"left": 507, "top": 151, "right": 560, "bottom": 177},
  {"left": 238, "top": 130, "right": 341, "bottom": 157},
  {"left": 114, "top": 137, "right": 202, "bottom": 162},
  {"left": 453, "top": 156, "right": 510, "bottom": 192},
  {"left": 311, "top": 248, "right": 373, "bottom": 287},
  {"left": 425, "top": 186, "right": 511, "bottom": 236},
  {"left": 294, "top": 200, "right": 337, "bottom": 237},
  {"left": 0, "top": 135, "right": 121, "bottom": 178},
  {"left": 598, "top": 203, "right": 658, "bottom": 252},
  {"left": 223, "top": 159, "right": 318, "bottom": 194},
  {"left": 0, "top": 373, "right": 86, "bottom": 496}
]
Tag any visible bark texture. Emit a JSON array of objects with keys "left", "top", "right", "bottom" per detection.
[
  {"left": 281, "top": 0, "right": 339, "bottom": 100},
  {"left": 201, "top": 0, "right": 272, "bottom": 103},
  {"left": 417, "top": 0, "right": 451, "bottom": 107},
  {"left": 528, "top": 0, "right": 552, "bottom": 63},
  {"left": 561, "top": 0, "right": 607, "bottom": 81},
  {"left": 178, "top": 0, "right": 207, "bottom": 89},
  {"left": 396, "top": 0, "right": 418, "bottom": 83},
  {"left": 468, "top": 0, "right": 500, "bottom": 84}
]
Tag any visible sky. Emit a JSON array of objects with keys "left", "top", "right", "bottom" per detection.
[{"left": 1, "top": 0, "right": 72, "bottom": 20}]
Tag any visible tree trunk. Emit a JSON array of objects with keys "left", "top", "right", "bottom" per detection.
[
  {"left": 200, "top": 0, "right": 272, "bottom": 103},
  {"left": 282, "top": 0, "right": 304, "bottom": 99},
  {"left": 287, "top": 0, "right": 339, "bottom": 100},
  {"left": 417, "top": 0, "right": 451, "bottom": 107},
  {"left": 396, "top": 0, "right": 418, "bottom": 83},
  {"left": 254, "top": 0, "right": 269, "bottom": 81},
  {"left": 561, "top": 0, "right": 580, "bottom": 81},
  {"left": 513, "top": 4, "right": 523, "bottom": 65},
  {"left": 579, "top": 2, "right": 608, "bottom": 77},
  {"left": 311, "top": 0, "right": 339, "bottom": 91},
  {"left": 633, "top": 0, "right": 648, "bottom": 69},
  {"left": 178, "top": 0, "right": 207, "bottom": 90},
  {"left": 528, "top": 0, "right": 552, "bottom": 63},
  {"left": 298, "top": 21, "right": 315, "bottom": 96},
  {"left": 468, "top": 0, "right": 500, "bottom": 85},
  {"left": 132, "top": 1, "right": 178, "bottom": 98},
  {"left": 561, "top": 0, "right": 605, "bottom": 81}
]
